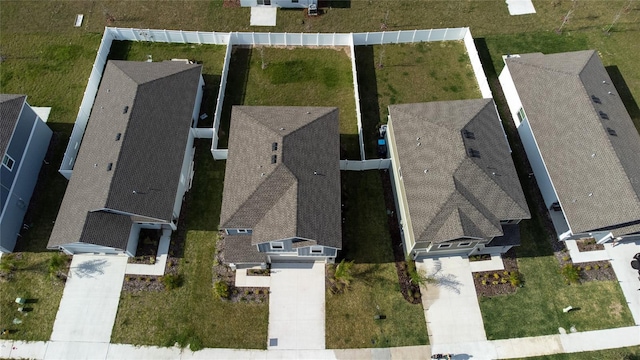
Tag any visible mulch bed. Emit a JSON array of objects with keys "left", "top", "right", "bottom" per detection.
[
  {"left": 212, "top": 260, "right": 269, "bottom": 303},
  {"left": 576, "top": 238, "right": 605, "bottom": 252},
  {"left": 473, "top": 249, "right": 520, "bottom": 297},
  {"left": 122, "top": 259, "right": 180, "bottom": 293},
  {"left": 556, "top": 249, "right": 616, "bottom": 283},
  {"left": 379, "top": 169, "right": 422, "bottom": 304},
  {"left": 223, "top": 0, "right": 240, "bottom": 7}
]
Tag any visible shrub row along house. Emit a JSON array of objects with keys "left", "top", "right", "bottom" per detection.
[
  {"left": 47, "top": 60, "right": 204, "bottom": 255},
  {"left": 1, "top": 94, "right": 52, "bottom": 253},
  {"left": 219, "top": 106, "right": 341, "bottom": 268},
  {"left": 500, "top": 50, "right": 640, "bottom": 244}
]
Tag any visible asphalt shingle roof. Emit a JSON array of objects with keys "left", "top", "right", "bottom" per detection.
[
  {"left": 389, "top": 99, "right": 530, "bottom": 244},
  {"left": 0, "top": 94, "right": 26, "bottom": 156},
  {"left": 48, "top": 60, "right": 202, "bottom": 249},
  {"left": 505, "top": 50, "right": 640, "bottom": 236},
  {"left": 220, "top": 106, "right": 342, "bottom": 254}
]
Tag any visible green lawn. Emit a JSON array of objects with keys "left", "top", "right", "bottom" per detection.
[
  {"left": 326, "top": 171, "right": 427, "bottom": 348},
  {"left": 0, "top": 253, "right": 69, "bottom": 341},
  {"left": 516, "top": 346, "right": 640, "bottom": 360},
  {"left": 111, "top": 142, "right": 269, "bottom": 349},
  {"left": 219, "top": 46, "right": 359, "bottom": 159},
  {"left": 356, "top": 41, "right": 481, "bottom": 157}
]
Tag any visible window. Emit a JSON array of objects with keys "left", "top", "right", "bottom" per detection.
[
  {"left": 272, "top": 142, "right": 278, "bottom": 151},
  {"left": 517, "top": 108, "right": 527, "bottom": 123},
  {"left": 310, "top": 246, "right": 323, "bottom": 254},
  {"left": 458, "top": 242, "right": 472, "bottom": 247},
  {"left": 270, "top": 242, "right": 284, "bottom": 250},
  {"left": 438, "top": 243, "right": 451, "bottom": 249},
  {"left": 2, "top": 154, "right": 15, "bottom": 171},
  {"left": 292, "top": 0, "right": 299, "bottom": 2},
  {"left": 271, "top": 155, "right": 277, "bottom": 164},
  {"left": 238, "top": 229, "right": 248, "bottom": 234}
]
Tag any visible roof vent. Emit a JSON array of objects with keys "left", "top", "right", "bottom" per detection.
[
  {"left": 416, "top": 137, "right": 421, "bottom": 141},
  {"left": 463, "top": 129, "right": 475, "bottom": 139},
  {"left": 115, "top": 133, "right": 122, "bottom": 141},
  {"left": 272, "top": 142, "right": 278, "bottom": 151},
  {"left": 271, "top": 155, "right": 277, "bottom": 164},
  {"left": 416, "top": 142, "right": 421, "bottom": 147},
  {"left": 123, "top": 106, "right": 129, "bottom": 114},
  {"left": 279, "top": 127, "right": 285, "bottom": 131},
  {"left": 608, "top": 91, "right": 614, "bottom": 95},
  {"left": 591, "top": 153, "right": 596, "bottom": 158},
  {"left": 588, "top": 192, "right": 593, "bottom": 197},
  {"left": 598, "top": 111, "right": 609, "bottom": 120},
  {"left": 107, "top": 163, "right": 113, "bottom": 171},
  {"left": 424, "top": 169, "right": 429, "bottom": 174},
  {"left": 591, "top": 95, "right": 601, "bottom": 104},
  {"left": 468, "top": 148, "right": 480, "bottom": 158},
  {"left": 607, "top": 127, "right": 617, "bottom": 136}
]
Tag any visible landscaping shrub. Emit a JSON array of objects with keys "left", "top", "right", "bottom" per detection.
[
  {"left": 561, "top": 264, "right": 581, "bottom": 284},
  {"left": 162, "top": 274, "right": 183, "bottom": 290},
  {"left": 48, "top": 252, "right": 67, "bottom": 279},
  {"left": 213, "top": 280, "right": 229, "bottom": 299},
  {"left": 509, "top": 271, "right": 522, "bottom": 287},
  {"left": 334, "top": 259, "right": 354, "bottom": 285}
]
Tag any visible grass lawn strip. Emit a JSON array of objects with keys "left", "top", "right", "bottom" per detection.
[
  {"left": 356, "top": 41, "right": 481, "bottom": 157},
  {"left": 111, "top": 143, "right": 269, "bottom": 349},
  {"left": 219, "top": 46, "right": 359, "bottom": 159},
  {"left": 325, "top": 171, "right": 427, "bottom": 348}
]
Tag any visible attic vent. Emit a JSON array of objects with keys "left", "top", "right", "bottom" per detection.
[
  {"left": 607, "top": 127, "right": 617, "bottom": 136},
  {"left": 272, "top": 142, "right": 278, "bottom": 151},
  {"left": 115, "top": 133, "right": 122, "bottom": 141},
  {"left": 123, "top": 106, "right": 129, "bottom": 114},
  {"left": 463, "top": 129, "right": 475, "bottom": 139},
  {"left": 591, "top": 95, "right": 601, "bottom": 104},
  {"left": 107, "top": 163, "right": 113, "bottom": 171},
  {"left": 271, "top": 155, "right": 277, "bottom": 164},
  {"left": 598, "top": 111, "right": 609, "bottom": 120},
  {"left": 468, "top": 148, "right": 480, "bottom": 158}
]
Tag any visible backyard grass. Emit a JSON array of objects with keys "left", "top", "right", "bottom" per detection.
[
  {"left": 356, "top": 41, "right": 481, "bottom": 158},
  {"left": 325, "top": 171, "right": 427, "bottom": 348},
  {"left": 219, "top": 46, "right": 359, "bottom": 158},
  {"left": 111, "top": 142, "right": 269, "bottom": 349},
  {"left": 516, "top": 345, "right": 640, "bottom": 360},
  {"left": 0, "top": 253, "right": 68, "bottom": 341}
]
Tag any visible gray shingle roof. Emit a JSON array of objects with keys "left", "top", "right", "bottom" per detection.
[
  {"left": 505, "top": 50, "right": 640, "bottom": 236},
  {"left": 220, "top": 234, "right": 267, "bottom": 264},
  {"left": 0, "top": 94, "right": 26, "bottom": 156},
  {"left": 389, "top": 99, "right": 530, "bottom": 244},
  {"left": 220, "top": 106, "right": 342, "bottom": 251},
  {"left": 48, "top": 60, "right": 202, "bottom": 249}
]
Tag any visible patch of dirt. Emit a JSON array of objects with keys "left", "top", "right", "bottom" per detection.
[
  {"left": 122, "top": 257, "right": 180, "bottom": 293},
  {"left": 380, "top": 169, "right": 422, "bottom": 304},
  {"left": 576, "top": 261, "right": 616, "bottom": 282},
  {"left": 576, "top": 238, "right": 605, "bottom": 252},
  {"left": 609, "top": 301, "right": 623, "bottom": 318},
  {"left": 473, "top": 249, "right": 520, "bottom": 297},
  {"left": 223, "top": 0, "right": 240, "bottom": 7}
]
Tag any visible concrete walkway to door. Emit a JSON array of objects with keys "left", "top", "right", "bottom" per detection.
[
  {"left": 417, "top": 256, "right": 487, "bottom": 345},
  {"left": 268, "top": 261, "right": 326, "bottom": 350},
  {"left": 50, "top": 254, "right": 128, "bottom": 343}
]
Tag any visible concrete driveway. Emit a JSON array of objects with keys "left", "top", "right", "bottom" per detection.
[
  {"left": 607, "top": 240, "right": 640, "bottom": 325},
  {"left": 417, "top": 256, "right": 487, "bottom": 346},
  {"left": 50, "top": 254, "right": 128, "bottom": 343},
  {"left": 268, "top": 261, "right": 326, "bottom": 350}
]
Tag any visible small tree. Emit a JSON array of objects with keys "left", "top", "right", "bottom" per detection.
[
  {"left": 162, "top": 274, "right": 183, "bottom": 290},
  {"left": 214, "top": 281, "right": 230, "bottom": 299},
  {"left": 561, "top": 264, "right": 580, "bottom": 284},
  {"left": 406, "top": 260, "right": 436, "bottom": 286},
  {"left": 48, "top": 252, "right": 68, "bottom": 279},
  {"left": 334, "top": 259, "right": 354, "bottom": 285}
]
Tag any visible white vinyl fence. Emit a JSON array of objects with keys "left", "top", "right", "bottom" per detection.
[
  {"left": 340, "top": 159, "right": 391, "bottom": 171},
  {"left": 60, "top": 27, "right": 493, "bottom": 174}
]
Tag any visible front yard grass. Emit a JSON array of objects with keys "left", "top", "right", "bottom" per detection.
[
  {"left": 220, "top": 46, "right": 359, "bottom": 159},
  {"left": 111, "top": 142, "right": 269, "bottom": 349},
  {"left": 0, "top": 253, "right": 68, "bottom": 341},
  {"left": 516, "top": 345, "right": 640, "bottom": 360},
  {"left": 325, "top": 171, "right": 427, "bottom": 348},
  {"left": 356, "top": 41, "right": 481, "bottom": 158}
]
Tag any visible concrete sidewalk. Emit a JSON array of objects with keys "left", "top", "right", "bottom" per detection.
[
  {"left": 50, "top": 254, "right": 127, "bottom": 343},
  {"left": 268, "top": 262, "right": 326, "bottom": 350},
  {"left": 418, "top": 256, "right": 487, "bottom": 345}
]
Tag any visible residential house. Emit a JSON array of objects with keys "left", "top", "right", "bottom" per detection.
[
  {"left": 219, "top": 106, "right": 341, "bottom": 267},
  {"left": 47, "top": 60, "right": 204, "bottom": 255},
  {"left": 1, "top": 94, "right": 52, "bottom": 253},
  {"left": 387, "top": 99, "right": 531, "bottom": 259},
  {"left": 499, "top": 50, "right": 640, "bottom": 243}
]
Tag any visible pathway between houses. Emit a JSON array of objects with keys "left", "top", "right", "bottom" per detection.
[{"left": 50, "top": 254, "right": 128, "bottom": 343}]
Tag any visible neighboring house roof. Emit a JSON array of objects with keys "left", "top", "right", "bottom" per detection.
[
  {"left": 220, "top": 106, "right": 342, "bottom": 249},
  {"left": 389, "top": 99, "right": 530, "bottom": 244},
  {"left": 48, "top": 60, "right": 202, "bottom": 249},
  {"left": 0, "top": 94, "right": 27, "bottom": 155},
  {"left": 505, "top": 50, "right": 640, "bottom": 236}
]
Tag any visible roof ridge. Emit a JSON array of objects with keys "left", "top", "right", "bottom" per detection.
[{"left": 465, "top": 159, "right": 529, "bottom": 216}]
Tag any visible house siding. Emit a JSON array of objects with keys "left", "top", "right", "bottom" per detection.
[
  {"left": 498, "top": 64, "right": 525, "bottom": 127},
  {"left": 387, "top": 117, "right": 415, "bottom": 256},
  {"left": 1, "top": 104, "right": 38, "bottom": 188},
  {"left": 0, "top": 110, "right": 52, "bottom": 253}
]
